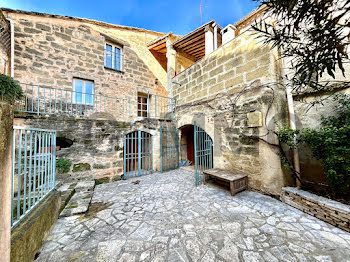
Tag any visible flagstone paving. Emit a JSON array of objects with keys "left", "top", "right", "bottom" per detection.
[{"left": 36, "top": 169, "right": 350, "bottom": 262}]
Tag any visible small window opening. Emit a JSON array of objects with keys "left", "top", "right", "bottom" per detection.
[{"left": 56, "top": 137, "right": 73, "bottom": 150}]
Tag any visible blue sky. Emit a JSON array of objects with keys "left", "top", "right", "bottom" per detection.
[{"left": 0, "top": 0, "right": 258, "bottom": 35}]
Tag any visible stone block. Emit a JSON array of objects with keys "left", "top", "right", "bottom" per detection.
[
  {"left": 209, "top": 83, "right": 225, "bottom": 94},
  {"left": 237, "top": 60, "right": 258, "bottom": 74},
  {"left": 225, "top": 75, "right": 243, "bottom": 89},
  {"left": 209, "top": 65, "right": 223, "bottom": 77},
  {"left": 246, "top": 66, "right": 269, "bottom": 82}
]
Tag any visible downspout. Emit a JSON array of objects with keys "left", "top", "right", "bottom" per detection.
[
  {"left": 213, "top": 23, "right": 218, "bottom": 50},
  {"left": 283, "top": 57, "right": 301, "bottom": 189},
  {"left": 8, "top": 18, "right": 14, "bottom": 77}
]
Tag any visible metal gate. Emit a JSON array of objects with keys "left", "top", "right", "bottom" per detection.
[
  {"left": 123, "top": 131, "right": 153, "bottom": 178},
  {"left": 160, "top": 126, "right": 179, "bottom": 172},
  {"left": 194, "top": 121, "right": 213, "bottom": 186},
  {"left": 11, "top": 127, "right": 56, "bottom": 228}
]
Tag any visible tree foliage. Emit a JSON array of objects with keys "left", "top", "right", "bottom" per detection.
[{"left": 252, "top": 0, "right": 350, "bottom": 92}]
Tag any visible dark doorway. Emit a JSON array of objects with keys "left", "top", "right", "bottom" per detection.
[{"left": 180, "top": 125, "right": 195, "bottom": 165}]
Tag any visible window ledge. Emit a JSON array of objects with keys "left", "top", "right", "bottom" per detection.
[{"left": 104, "top": 66, "right": 124, "bottom": 74}]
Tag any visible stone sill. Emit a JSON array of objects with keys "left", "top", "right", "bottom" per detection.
[{"left": 104, "top": 66, "right": 124, "bottom": 74}]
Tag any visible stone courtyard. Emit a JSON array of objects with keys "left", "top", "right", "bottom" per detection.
[{"left": 36, "top": 169, "right": 350, "bottom": 262}]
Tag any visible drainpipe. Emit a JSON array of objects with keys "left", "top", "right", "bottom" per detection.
[
  {"left": 8, "top": 18, "right": 14, "bottom": 77},
  {"left": 283, "top": 58, "right": 301, "bottom": 189},
  {"left": 213, "top": 23, "right": 218, "bottom": 50}
]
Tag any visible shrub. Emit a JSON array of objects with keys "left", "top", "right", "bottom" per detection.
[
  {"left": 276, "top": 94, "right": 350, "bottom": 198},
  {"left": 56, "top": 158, "right": 72, "bottom": 174},
  {"left": 300, "top": 94, "right": 350, "bottom": 197},
  {"left": 0, "top": 75, "right": 23, "bottom": 103}
]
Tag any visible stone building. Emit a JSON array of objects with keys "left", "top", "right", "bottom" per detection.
[
  {"left": 3, "top": 5, "right": 346, "bottom": 196},
  {"left": 1, "top": 8, "right": 176, "bottom": 181}
]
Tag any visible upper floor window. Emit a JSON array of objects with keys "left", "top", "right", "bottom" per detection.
[
  {"left": 105, "top": 44, "right": 122, "bottom": 71},
  {"left": 73, "top": 79, "right": 94, "bottom": 105}
]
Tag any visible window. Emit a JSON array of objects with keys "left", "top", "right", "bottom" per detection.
[
  {"left": 73, "top": 79, "right": 94, "bottom": 105},
  {"left": 137, "top": 94, "right": 148, "bottom": 117},
  {"left": 105, "top": 43, "right": 122, "bottom": 71}
]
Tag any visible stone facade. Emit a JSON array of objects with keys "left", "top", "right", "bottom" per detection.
[
  {"left": 3, "top": 10, "right": 168, "bottom": 119},
  {"left": 172, "top": 31, "right": 293, "bottom": 195},
  {"left": 14, "top": 116, "right": 175, "bottom": 182},
  {"left": 281, "top": 187, "right": 350, "bottom": 232},
  {"left": 0, "top": 10, "right": 11, "bottom": 75}
]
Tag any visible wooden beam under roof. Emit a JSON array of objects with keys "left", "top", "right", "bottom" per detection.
[
  {"left": 175, "top": 30, "right": 204, "bottom": 49},
  {"left": 182, "top": 41, "right": 204, "bottom": 53},
  {"left": 175, "top": 48, "right": 198, "bottom": 62}
]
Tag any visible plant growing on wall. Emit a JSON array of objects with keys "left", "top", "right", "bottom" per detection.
[
  {"left": 56, "top": 158, "right": 72, "bottom": 174},
  {"left": 277, "top": 94, "right": 350, "bottom": 199},
  {"left": 0, "top": 74, "right": 23, "bottom": 103}
]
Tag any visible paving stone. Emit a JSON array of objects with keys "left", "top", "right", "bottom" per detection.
[{"left": 36, "top": 170, "right": 350, "bottom": 261}]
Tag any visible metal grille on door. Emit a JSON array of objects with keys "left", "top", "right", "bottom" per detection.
[
  {"left": 194, "top": 121, "right": 213, "bottom": 186},
  {"left": 123, "top": 131, "right": 153, "bottom": 178}
]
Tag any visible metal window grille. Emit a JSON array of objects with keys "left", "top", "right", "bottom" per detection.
[
  {"left": 123, "top": 131, "right": 153, "bottom": 178},
  {"left": 194, "top": 121, "right": 213, "bottom": 186},
  {"left": 11, "top": 126, "right": 56, "bottom": 228}
]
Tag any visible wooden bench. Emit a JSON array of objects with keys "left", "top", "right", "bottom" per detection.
[{"left": 203, "top": 168, "right": 248, "bottom": 196}]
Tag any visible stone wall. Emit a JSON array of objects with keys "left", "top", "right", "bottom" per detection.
[
  {"left": 3, "top": 10, "right": 168, "bottom": 119},
  {"left": 172, "top": 31, "right": 293, "bottom": 195},
  {"left": 0, "top": 10, "right": 11, "bottom": 75},
  {"left": 14, "top": 116, "right": 175, "bottom": 183},
  {"left": 11, "top": 191, "right": 61, "bottom": 262},
  {"left": 281, "top": 187, "right": 350, "bottom": 233},
  {"left": 0, "top": 102, "right": 13, "bottom": 262}
]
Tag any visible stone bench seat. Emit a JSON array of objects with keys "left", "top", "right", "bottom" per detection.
[{"left": 203, "top": 168, "right": 248, "bottom": 196}]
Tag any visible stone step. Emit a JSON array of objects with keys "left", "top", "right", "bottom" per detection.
[{"left": 59, "top": 191, "right": 93, "bottom": 217}]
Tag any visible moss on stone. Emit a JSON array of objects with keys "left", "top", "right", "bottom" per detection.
[
  {"left": 114, "top": 145, "right": 123, "bottom": 151},
  {"left": 112, "top": 176, "right": 121, "bottom": 182},
  {"left": 67, "top": 201, "right": 78, "bottom": 209},
  {"left": 72, "top": 163, "right": 91, "bottom": 172},
  {"left": 93, "top": 163, "right": 110, "bottom": 169},
  {"left": 68, "top": 183, "right": 77, "bottom": 190},
  {"left": 95, "top": 177, "right": 110, "bottom": 185}
]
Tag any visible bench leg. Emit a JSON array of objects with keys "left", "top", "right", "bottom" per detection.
[{"left": 230, "top": 181, "right": 235, "bottom": 196}]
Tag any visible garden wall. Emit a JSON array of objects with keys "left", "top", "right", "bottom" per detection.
[
  {"left": 281, "top": 187, "right": 350, "bottom": 232},
  {"left": 14, "top": 116, "right": 175, "bottom": 183},
  {"left": 11, "top": 191, "right": 61, "bottom": 262},
  {"left": 172, "top": 31, "right": 294, "bottom": 196}
]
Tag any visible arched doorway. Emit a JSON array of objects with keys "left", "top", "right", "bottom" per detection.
[
  {"left": 180, "top": 123, "right": 213, "bottom": 185},
  {"left": 179, "top": 125, "right": 195, "bottom": 165},
  {"left": 123, "top": 131, "right": 153, "bottom": 178}
]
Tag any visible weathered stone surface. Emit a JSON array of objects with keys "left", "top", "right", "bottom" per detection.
[{"left": 36, "top": 170, "right": 350, "bottom": 261}]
